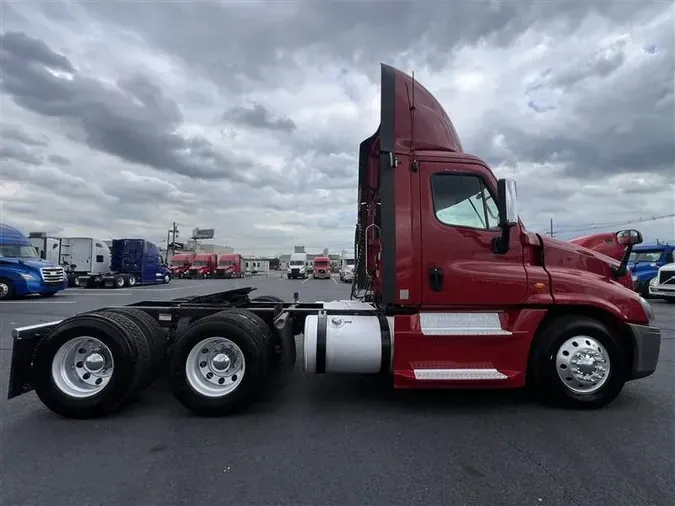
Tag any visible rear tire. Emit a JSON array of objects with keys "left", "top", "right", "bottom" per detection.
[
  {"left": 529, "top": 315, "right": 628, "bottom": 409},
  {"left": 664, "top": 297, "right": 675, "bottom": 304},
  {"left": 32, "top": 311, "right": 152, "bottom": 419},
  {"left": 169, "top": 311, "right": 271, "bottom": 416}
]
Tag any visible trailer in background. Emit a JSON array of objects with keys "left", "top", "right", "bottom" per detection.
[{"left": 77, "top": 239, "right": 171, "bottom": 288}]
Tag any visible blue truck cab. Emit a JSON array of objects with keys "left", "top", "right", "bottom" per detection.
[
  {"left": 0, "top": 224, "right": 68, "bottom": 300},
  {"left": 78, "top": 238, "right": 172, "bottom": 288},
  {"left": 628, "top": 242, "right": 675, "bottom": 297}
]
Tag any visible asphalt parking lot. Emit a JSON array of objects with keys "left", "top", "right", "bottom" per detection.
[{"left": 1, "top": 276, "right": 673, "bottom": 506}]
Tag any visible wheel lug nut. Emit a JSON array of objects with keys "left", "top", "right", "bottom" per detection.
[
  {"left": 95, "top": 378, "right": 102, "bottom": 385},
  {"left": 206, "top": 372, "right": 213, "bottom": 379},
  {"left": 200, "top": 361, "right": 207, "bottom": 368},
  {"left": 83, "top": 373, "right": 91, "bottom": 380},
  {"left": 76, "top": 361, "right": 83, "bottom": 368}
]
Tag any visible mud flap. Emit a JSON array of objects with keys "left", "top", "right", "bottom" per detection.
[{"left": 7, "top": 321, "right": 62, "bottom": 399}]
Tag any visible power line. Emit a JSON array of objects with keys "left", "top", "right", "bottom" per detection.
[{"left": 550, "top": 213, "right": 675, "bottom": 234}]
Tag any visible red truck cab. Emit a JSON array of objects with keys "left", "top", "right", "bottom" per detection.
[
  {"left": 187, "top": 253, "right": 217, "bottom": 279},
  {"left": 349, "top": 64, "right": 658, "bottom": 407},
  {"left": 216, "top": 253, "right": 245, "bottom": 278},
  {"left": 312, "top": 256, "right": 331, "bottom": 279},
  {"left": 169, "top": 253, "right": 195, "bottom": 279}
]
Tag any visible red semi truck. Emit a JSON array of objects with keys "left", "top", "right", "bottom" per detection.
[
  {"left": 570, "top": 232, "right": 626, "bottom": 262},
  {"left": 169, "top": 253, "right": 195, "bottom": 279},
  {"left": 7, "top": 64, "right": 660, "bottom": 419},
  {"left": 312, "top": 256, "right": 331, "bottom": 279},
  {"left": 215, "top": 253, "right": 245, "bottom": 278},
  {"left": 186, "top": 253, "right": 217, "bottom": 278}
]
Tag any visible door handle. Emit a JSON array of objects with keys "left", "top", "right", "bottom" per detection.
[{"left": 428, "top": 266, "right": 444, "bottom": 292}]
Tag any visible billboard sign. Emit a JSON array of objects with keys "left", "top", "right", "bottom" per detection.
[{"left": 192, "top": 228, "right": 215, "bottom": 239}]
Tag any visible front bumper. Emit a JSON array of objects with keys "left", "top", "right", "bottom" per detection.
[
  {"left": 16, "top": 278, "right": 68, "bottom": 296},
  {"left": 627, "top": 323, "right": 661, "bottom": 380},
  {"left": 649, "top": 284, "right": 675, "bottom": 298}
]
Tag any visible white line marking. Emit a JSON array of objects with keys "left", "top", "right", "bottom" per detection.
[
  {"left": 301, "top": 278, "right": 310, "bottom": 284},
  {"left": 332, "top": 277, "right": 338, "bottom": 284},
  {"left": 0, "top": 301, "right": 75, "bottom": 304}
]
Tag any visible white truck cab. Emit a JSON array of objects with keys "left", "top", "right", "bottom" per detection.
[
  {"left": 339, "top": 253, "right": 356, "bottom": 283},
  {"left": 287, "top": 252, "right": 308, "bottom": 279},
  {"left": 648, "top": 263, "right": 675, "bottom": 303}
]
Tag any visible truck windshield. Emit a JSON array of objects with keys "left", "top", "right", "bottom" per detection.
[
  {"left": 192, "top": 260, "right": 207, "bottom": 266},
  {"left": 315, "top": 261, "right": 328, "bottom": 266},
  {"left": 290, "top": 260, "right": 304, "bottom": 266},
  {"left": 219, "top": 260, "right": 234, "bottom": 266},
  {"left": 0, "top": 245, "right": 40, "bottom": 258},
  {"left": 629, "top": 251, "right": 663, "bottom": 263},
  {"left": 170, "top": 259, "right": 188, "bottom": 266}
]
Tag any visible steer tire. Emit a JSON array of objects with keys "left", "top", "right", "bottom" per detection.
[
  {"left": 32, "top": 312, "right": 151, "bottom": 419},
  {"left": 169, "top": 311, "right": 270, "bottom": 416},
  {"left": 105, "top": 307, "right": 166, "bottom": 378},
  {"left": 528, "top": 315, "right": 628, "bottom": 410}
]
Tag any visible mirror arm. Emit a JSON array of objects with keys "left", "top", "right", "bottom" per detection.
[{"left": 612, "top": 243, "right": 635, "bottom": 279}]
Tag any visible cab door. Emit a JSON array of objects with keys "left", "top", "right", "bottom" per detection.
[{"left": 420, "top": 162, "right": 527, "bottom": 307}]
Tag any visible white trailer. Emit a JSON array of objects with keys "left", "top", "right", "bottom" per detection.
[
  {"left": 59, "top": 237, "right": 111, "bottom": 286},
  {"left": 28, "top": 233, "right": 61, "bottom": 264}
]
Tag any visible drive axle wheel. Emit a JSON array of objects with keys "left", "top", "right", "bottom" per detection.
[
  {"left": 169, "top": 311, "right": 270, "bottom": 416},
  {"left": 32, "top": 312, "right": 152, "bottom": 419},
  {"left": 529, "top": 315, "right": 628, "bottom": 409}
]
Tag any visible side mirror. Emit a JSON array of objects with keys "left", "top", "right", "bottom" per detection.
[
  {"left": 493, "top": 178, "right": 518, "bottom": 254},
  {"left": 617, "top": 229, "right": 643, "bottom": 246},
  {"left": 612, "top": 229, "right": 644, "bottom": 279}
]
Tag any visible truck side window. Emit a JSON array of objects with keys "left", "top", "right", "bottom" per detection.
[
  {"left": 95, "top": 243, "right": 103, "bottom": 248},
  {"left": 665, "top": 251, "right": 674, "bottom": 264},
  {"left": 96, "top": 255, "right": 104, "bottom": 263},
  {"left": 431, "top": 173, "right": 499, "bottom": 230}
]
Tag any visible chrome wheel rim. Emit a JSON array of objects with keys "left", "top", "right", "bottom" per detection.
[
  {"left": 51, "top": 336, "right": 114, "bottom": 398},
  {"left": 0, "top": 282, "right": 9, "bottom": 298},
  {"left": 556, "top": 336, "right": 610, "bottom": 394},
  {"left": 185, "top": 337, "right": 245, "bottom": 397}
]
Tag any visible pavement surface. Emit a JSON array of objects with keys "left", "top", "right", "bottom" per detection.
[{"left": 0, "top": 275, "right": 673, "bottom": 506}]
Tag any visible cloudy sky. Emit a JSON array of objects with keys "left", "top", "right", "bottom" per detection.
[{"left": 1, "top": 0, "right": 673, "bottom": 256}]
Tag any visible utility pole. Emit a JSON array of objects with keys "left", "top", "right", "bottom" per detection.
[
  {"left": 166, "top": 222, "right": 179, "bottom": 263},
  {"left": 550, "top": 218, "right": 554, "bottom": 238}
]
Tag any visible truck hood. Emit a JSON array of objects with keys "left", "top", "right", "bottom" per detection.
[
  {"left": 0, "top": 258, "right": 55, "bottom": 270},
  {"left": 540, "top": 236, "right": 631, "bottom": 286},
  {"left": 627, "top": 261, "right": 659, "bottom": 274}
]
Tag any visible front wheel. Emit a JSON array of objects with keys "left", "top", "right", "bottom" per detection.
[
  {"left": 529, "top": 315, "right": 628, "bottom": 409},
  {"left": 163, "top": 274, "right": 171, "bottom": 284},
  {"left": 0, "top": 278, "right": 15, "bottom": 300}
]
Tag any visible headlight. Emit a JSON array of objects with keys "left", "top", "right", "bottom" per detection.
[
  {"left": 20, "top": 273, "right": 37, "bottom": 281},
  {"left": 649, "top": 276, "right": 659, "bottom": 287},
  {"left": 638, "top": 296, "right": 655, "bottom": 323},
  {"left": 631, "top": 274, "right": 638, "bottom": 282}
]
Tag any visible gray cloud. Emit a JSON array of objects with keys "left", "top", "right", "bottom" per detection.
[
  {"left": 224, "top": 103, "right": 296, "bottom": 133},
  {"left": 0, "top": 1, "right": 673, "bottom": 254}
]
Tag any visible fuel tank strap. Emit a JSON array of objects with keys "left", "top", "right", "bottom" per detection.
[
  {"left": 376, "top": 313, "right": 391, "bottom": 374},
  {"left": 316, "top": 312, "right": 328, "bottom": 374}
]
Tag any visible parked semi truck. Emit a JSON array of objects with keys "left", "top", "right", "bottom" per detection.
[
  {"left": 7, "top": 64, "right": 660, "bottom": 420},
  {"left": 287, "top": 252, "right": 309, "bottom": 279},
  {"left": 59, "top": 237, "right": 112, "bottom": 286},
  {"left": 0, "top": 224, "right": 68, "bottom": 300},
  {"left": 312, "top": 256, "right": 331, "bottom": 279},
  {"left": 28, "top": 232, "right": 61, "bottom": 265},
  {"left": 339, "top": 252, "right": 356, "bottom": 283},
  {"left": 77, "top": 239, "right": 171, "bottom": 288},
  {"left": 169, "top": 253, "right": 195, "bottom": 279},
  {"left": 187, "top": 253, "right": 217, "bottom": 278},
  {"left": 648, "top": 261, "right": 675, "bottom": 302},
  {"left": 215, "top": 253, "right": 245, "bottom": 278},
  {"left": 569, "top": 232, "right": 626, "bottom": 262},
  {"left": 628, "top": 243, "right": 674, "bottom": 298}
]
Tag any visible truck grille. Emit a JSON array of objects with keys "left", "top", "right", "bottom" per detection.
[
  {"left": 291, "top": 269, "right": 299, "bottom": 274},
  {"left": 659, "top": 271, "right": 675, "bottom": 285},
  {"left": 40, "top": 266, "right": 65, "bottom": 283}
]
